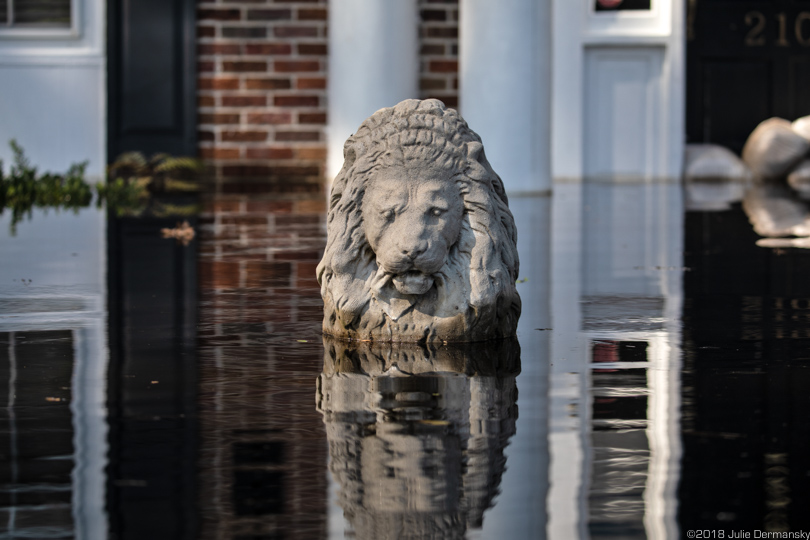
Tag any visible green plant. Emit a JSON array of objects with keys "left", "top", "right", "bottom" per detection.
[
  {"left": 0, "top": 144, "right": 205, "bottom": 229},
  {"left": 95, "top": 176, "right": 150, "bottom": 216},
  {"left": 106, "top": 151, "right": 203, "bottom": 192},
  {"left": 98, "top": 151, "right": 204, "bottom": 216},
  {"left": 0, "top": 140, "right": 92, "bottom": 235}
]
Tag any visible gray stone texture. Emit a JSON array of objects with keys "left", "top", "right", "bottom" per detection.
[
  {"left": 683, "top": 143, "right": 751, "bottom": 210},
  {"left": 792, "top": 115, "right": 810, "bottom": 141},
  {"left": 317, "top": 99, "right": 521, "bottom": 343},
  {"left": 684, "top": 143, "right": 751, "bottom": 182}
]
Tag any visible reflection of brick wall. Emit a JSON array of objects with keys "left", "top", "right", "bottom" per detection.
[
  {"left": 419, "top": 0, "right": 459, "bottom": 108},
  {"left": 198, "top": 198, "right": 324, "bottom": 293},
  {"left": 197, "top": 194, "right": 328, "bottom": 539},
  {"left": 197, "top": 1, "right": 328, "bottom": 193}
]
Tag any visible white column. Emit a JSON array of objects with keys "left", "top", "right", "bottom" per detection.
[
  {"left": 327, "top": 0, "right": 419, "bottom": 182},
  {"left": 551, "top": 0, "right": 584, "bottom": 182},
  {"left": 459, "top": 0, "right": 551, "bottom": 194}
]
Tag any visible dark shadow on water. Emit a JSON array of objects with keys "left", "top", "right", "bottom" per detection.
[
  {"left": 681, "top": 203, "right": 810, "bottom": 532},
  {"left": 105, "top": 200, "right": 200, "bottom": 538}
]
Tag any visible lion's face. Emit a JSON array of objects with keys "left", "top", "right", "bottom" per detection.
[
  {"left": 362, "top": 164, "right": 464, "bottom": 296},
  {"left": 318, "top": 99, "right": 520, "bottom": 342}
]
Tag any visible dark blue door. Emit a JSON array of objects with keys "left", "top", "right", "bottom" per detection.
[
  {"left": 687, "top": 0, "right": 810, "bottom": 154},
  {"left": 108, "top": 0, "right": 197, "bottom": 159}
]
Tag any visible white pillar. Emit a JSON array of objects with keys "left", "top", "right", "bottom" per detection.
[
  {"left": 459, "top": 0, "right": 551, "bottom": 194},
  {"left": 327, "top": 0, "right": 419, "bottom": 182},
  {"left": 550, "top": 0, "right": 583, "bottom": 181}
]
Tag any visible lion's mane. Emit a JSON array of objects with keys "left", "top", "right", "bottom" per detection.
[{"left": 317, "top": 99, "right": 521, "bottom": 342}]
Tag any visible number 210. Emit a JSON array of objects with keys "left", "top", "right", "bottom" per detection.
[{"left": 745, "top": 11, "right": 810, "bottom": 47}]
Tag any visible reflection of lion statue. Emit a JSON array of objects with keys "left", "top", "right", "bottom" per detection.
[
  {"left": 316, "top": 342, "right": 520, "bottom": 538},
  {"left": 317, "top": 99, "right": 520, "bottom": 343}
]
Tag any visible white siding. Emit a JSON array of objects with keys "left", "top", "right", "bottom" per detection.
[
  {"left": 0, "top": 0, "right": 105, "bottom": 179},
  {"left": 552, "top": 0, "right": 685, "bottom": 182},
  {"left": 584, "top": 48, "right": 663, "bottom": 180}
]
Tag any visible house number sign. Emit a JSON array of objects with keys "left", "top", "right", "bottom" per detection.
[{"left": 745, "top": 11, "right": 810, "bottom": 47}]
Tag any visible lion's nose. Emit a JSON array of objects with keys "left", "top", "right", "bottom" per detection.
[{"left": 399, "top": 242, "right": 426, "bottom": 259}]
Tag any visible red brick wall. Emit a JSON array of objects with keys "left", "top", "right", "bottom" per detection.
[
  {"left": 197, "top": 0, "right": 328, "bottom": 194},
  {"left": 419, "top": 0, "right": 459, "bottom": 108},
  {"left": 196, "top": 0, "right": 462, "bottom": 192}
]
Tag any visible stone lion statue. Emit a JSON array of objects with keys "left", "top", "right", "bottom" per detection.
[{"left": 317, "top": 99, "right": 520, "bottom": 342}]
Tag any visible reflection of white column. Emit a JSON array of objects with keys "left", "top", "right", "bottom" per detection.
[
  {"left": 459, "top": 0, "right": 551, "bottom": 194},
  {"left": 327, "top": 0, "right": 419, "bottom": 182},
  {"left": 644, "top": 183, "right": 683, "bottom": 540},
  {"left": 73, "top": 204, "right": 109, "bottom": 539},
  {"left": 7, "top": 332, "right": 18, "bottom": 533},
  {"left": 0, "top": 205, "right": 109, "bottom": 538},
  {"left": 481, "top": 195, "right": 551, "bottom": 539},
  {"left": 548, "top": 182, "right": 589, "bottom": 540},
  {"left": 645, "top": 351, "right": 682, "bottom": 539},
  {"left": 555, "top": 181, "right": 684, "bottom": 538},
  {"left": 71, "top": 323, "right": 109, "bottom": 540}
]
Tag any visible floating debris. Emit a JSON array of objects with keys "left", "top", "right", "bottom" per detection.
[{"left": 161, "top": 221, "right": 195, "bottom": 246}]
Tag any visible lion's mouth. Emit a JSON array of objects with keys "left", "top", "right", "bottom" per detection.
[{"left": 392, "top": 271, "right": 434, "bottom": 295}]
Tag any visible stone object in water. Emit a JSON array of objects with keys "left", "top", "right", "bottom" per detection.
[
  {"left": 684, "top": 143, "right": 751, "bottom": 182},
  {"left": 792, "top": 115, "right": 810, "bottom": 141},
  {"left": 742, "top": 118, "right": 810, "bottom": 180},
  {"left": 317, "top": 99, "right": 521, "bottom": 343},
  {"left": 683, "top": 143, "right": 751, "bottom": 210}
]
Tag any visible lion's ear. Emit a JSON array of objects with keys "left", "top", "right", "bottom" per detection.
[
  {"left": 330, "top": 142, "right": 360, "bottom": 210},
  {"left": 465, "top": 141, "right": 491, "bottom": 181},
  {"left": 343, "top": 142, "right": 358, "bottom": 169},
  {"left": 467, "top": 141, "right": 485, "bottom": 164}
]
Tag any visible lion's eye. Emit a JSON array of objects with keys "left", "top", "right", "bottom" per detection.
[
  {"left": 382, "top": 209, "right": 395, "bottom": 220},
  {"left": 429, "top": 207, "right": 446, "bottom": 217}
]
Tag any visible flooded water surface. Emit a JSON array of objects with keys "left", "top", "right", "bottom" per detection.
[{"left": 1, "top": 181, "right": 810, "bottom": 539}]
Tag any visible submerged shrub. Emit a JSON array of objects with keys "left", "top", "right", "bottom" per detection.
[
  {"left": 0, "top": 143, "right": 204, "bottom": 229},
  {"left": 0, "top": 140, "right": 92, "bottom": 234},
  {"left": 98, "top": 151, "right": 204, "bottom": 216}
]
